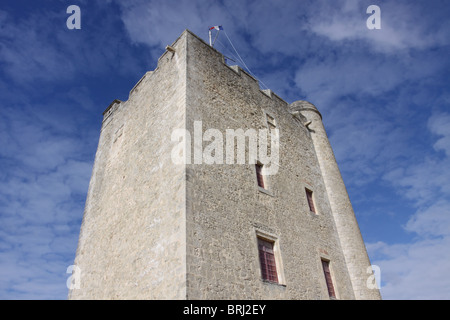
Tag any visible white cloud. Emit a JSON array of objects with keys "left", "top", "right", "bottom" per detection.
[
  {"left": 0, "top": 98, "right": 94, "bottom": 299},
  {"left": 405, "top": 200, "right": 450, "bottom": 238},
  {"left": 428, "top": 111, "right": 450, "bottom": 157},
  {"left": 118, "top": 0, "right": 233, "bottom": 48},
  {"left": 307, "top": 0, "right": 450, "bottom": 54},
  {"left": 366, "top": 110, "right": 450, "bottom": 299},
  {"left": 368, "top": 234, "right": 450, "bottom": 299},
  {"left": 294, "top": 46, "right": 443, "bottom": 111},
  {"left": 385, "top": 112, "right": 450, "bottom": 204}
]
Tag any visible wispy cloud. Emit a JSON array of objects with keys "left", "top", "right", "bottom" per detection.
[
  {"left": 0, "top": 98, "right": 94, "bottom": 298},
  {"left": 0, "top": 5, "right": 146, "bottom": 87},
  {"left": 367, "top": 234, "right": 450, "bottom": 300},
  {"left": 428, "top": 110, "right": 450, "bottom": 157},
  {"left": 307, "top": 0, "right": 450, "bottom": 53},
  {"left": 367, "top": 108, "right": 450, "bottom": 299},
  {"left": 0, "top": 0, "right": 449, "bottom": 300},
  {"left": 383, "top": 111, "right": 450, "bottom": 206}
]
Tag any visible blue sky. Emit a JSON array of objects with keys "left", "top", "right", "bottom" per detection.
[{"left": 0, "top": 0, "right": 449, "bottom": 299}]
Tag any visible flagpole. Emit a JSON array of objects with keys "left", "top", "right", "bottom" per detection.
[
  {"left": 209, "top": 28, "right": 212, "bottom": 46},
  {"left": 212, "top": 30, "right": 220, "bottom": 47}
]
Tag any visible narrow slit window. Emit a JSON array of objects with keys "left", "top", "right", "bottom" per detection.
[
  {"left": 266, "top": 114, "right": 276, "bottom": 130},
  {"left": 256, "top": 164, "right": 265, "bottom": 189},
  {"left": 305, "top": 188, "right": 316, "bottom": 213},
  {"left": 321, "top": 259, "right": 336, "bottom": 298},
  {"left": 258, "top": 238, "right": 278, "bottom": 283}
]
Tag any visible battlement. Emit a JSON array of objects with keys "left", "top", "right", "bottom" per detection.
[
  {"left": 103, "top": 29, "right": 292, "bottom": 122},
  {"left": 182, "top": 29, "right": 290, "bottom": 106}
]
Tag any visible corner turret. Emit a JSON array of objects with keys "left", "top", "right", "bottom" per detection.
[{"left": 291, "top": 100, "right": 382, "bottom": 300}]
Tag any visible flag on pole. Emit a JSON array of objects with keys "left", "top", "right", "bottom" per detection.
[{"left": 209, "top": 26, "right": 223, "bottom": 31}]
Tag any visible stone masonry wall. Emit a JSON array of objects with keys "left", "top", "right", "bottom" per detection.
[
  {"left": 184, "top": 31, "right": 355, "bottom": 299},
  {"left": 69, "top": 33, "right": 188, "bottom": 299}
]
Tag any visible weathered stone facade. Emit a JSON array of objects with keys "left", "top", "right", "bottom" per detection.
[{"left": 69, "top": 30, "right": 381, "bottom": 300}]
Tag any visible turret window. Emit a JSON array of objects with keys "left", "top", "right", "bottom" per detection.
[
  {"left": 321, "top": 259, "right": 336, "bottom": 299},
  {"left": 305, "top": 188, "right": 316, "bottom": 214},
  {"left": 255, "top": 163, "right": 265, "bottom": 189}
]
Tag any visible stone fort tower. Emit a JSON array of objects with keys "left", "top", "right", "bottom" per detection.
[{"left": 69, "top": 30, "right": 381, "bottom": 300}]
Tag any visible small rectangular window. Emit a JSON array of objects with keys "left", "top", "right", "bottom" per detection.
[
  {"left": 321, "top": 259, "right": 336, "bottom": 298},
  {"left": 258, "top": 238, "right": 278, "bottom": 283},
  {"left": 256, "top": 164, "right": 265, "bottom": 189},
  {"left": 266, "top": 114, "right": 276, "bottom": 130},
  {"left": 305, "top": 188, "right": 316, "bottom": 213}
]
